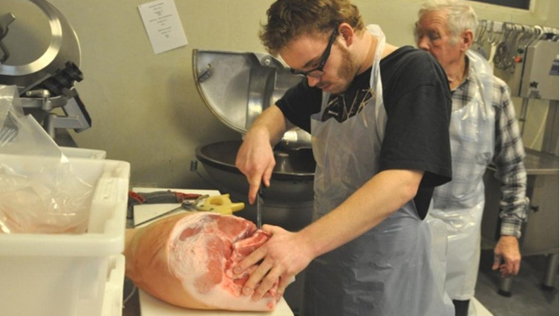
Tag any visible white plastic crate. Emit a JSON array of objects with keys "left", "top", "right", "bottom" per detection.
[
  {"left": 0, "top": 155, "right": 130, "bottom": 316},
  {"left": 102, "top": 254, "right": 126, "bottom": 316},
  {"left": 60, "top": 146, "right": 107, "bottom": 159}
]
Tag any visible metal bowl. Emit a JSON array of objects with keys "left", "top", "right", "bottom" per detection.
[{"left": 196, "top": 140, "right": 316, "bottom": 231}]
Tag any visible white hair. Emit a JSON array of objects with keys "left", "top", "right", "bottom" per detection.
[{"left": 418, "top": 0, "right": 478, "bottom": 44}]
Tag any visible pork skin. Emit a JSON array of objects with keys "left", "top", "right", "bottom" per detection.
[{"left": 124, "top": 212, "right": 277, "bottom": 311}]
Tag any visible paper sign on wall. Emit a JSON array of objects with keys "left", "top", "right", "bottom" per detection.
[{"left": 138, "top": 0, "right": 188, "bottom": 54}]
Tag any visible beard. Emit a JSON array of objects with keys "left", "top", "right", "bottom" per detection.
[
  {"left": 337, "top": 46, "right": 354, "bottom": 79},
  {"left": 331, "top": 44, "right": 359, "bottom": 94}
]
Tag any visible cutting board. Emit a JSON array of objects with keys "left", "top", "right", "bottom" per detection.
[
  {"left": 139, "top": 290, "right": 294, "bottom": 316},
  {"left": 132, "top": 188, "right": 295, "bottom": 316}
]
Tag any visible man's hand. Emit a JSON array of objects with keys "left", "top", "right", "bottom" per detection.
[
  {"left": 235, "top": 128, "right": 276, "bottom": 204},
  {"left": 233, "top": 225, "right": 313, "bottom": 301},
  {"left": 236, "top": 105, "right": 292, "bottom": 203},
  {"left": 492, "top": 235, "right": 521, "bottom": 278}
]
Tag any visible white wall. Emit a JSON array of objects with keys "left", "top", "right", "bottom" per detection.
[{"left": 38, "top": 0, "right": 559, "bottom": 188}]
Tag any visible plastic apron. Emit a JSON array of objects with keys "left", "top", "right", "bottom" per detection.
[
  {"left": 428, "top": 50, "right": 495, "bottom": 301},
  {"left": 301, "top": 25, "right": 454, "bottom": 316}
]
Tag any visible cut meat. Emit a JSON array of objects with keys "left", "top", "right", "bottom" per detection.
[{"left": 124, "top": 212, "right": 277, "bottom": 311}]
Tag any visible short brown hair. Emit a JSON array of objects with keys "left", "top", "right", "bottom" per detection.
[{"left": 259, "top": 0, "right": 365, "bottom": 55}]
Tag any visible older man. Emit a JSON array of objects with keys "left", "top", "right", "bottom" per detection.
[{"left": 415, "top": 1, "right": 529, "bottom": 315}]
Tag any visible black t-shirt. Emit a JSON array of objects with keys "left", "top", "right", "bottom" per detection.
[{"left": 276, "top": 46, "right": 452, "bottom": 219}]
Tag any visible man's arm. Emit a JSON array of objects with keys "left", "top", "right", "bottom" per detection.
[
  {"left": 234, "top": 168, "right": 424, "bottom": 301},
  {"left": 236, "top": 105, "right": 293, "bottom": 203},
  {"left": 297, "top": 169, "right": 423, "bottom": 257},
  {"left": 492, "top": 81, "right": 528, "bottom": 277}
]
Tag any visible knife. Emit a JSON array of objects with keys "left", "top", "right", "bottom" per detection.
[{"left": 256, "top": 183, "right": 264, "bottom": 229}]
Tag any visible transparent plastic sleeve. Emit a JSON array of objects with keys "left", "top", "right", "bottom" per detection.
[{"left": 0, "top": 85, "right": 94, "bottom": 234}]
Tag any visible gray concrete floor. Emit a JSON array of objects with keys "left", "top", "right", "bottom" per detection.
[{"left": 475, "top": 248, "right": 559, "bottom": 316}]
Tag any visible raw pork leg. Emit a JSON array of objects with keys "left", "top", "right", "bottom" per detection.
[{"left": 124, "top": 212, "right": 277, "bottom": 311}]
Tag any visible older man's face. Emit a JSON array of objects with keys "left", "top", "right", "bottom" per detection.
[{"left": 415, "top": 10, "right": 463, "bottom": 71}]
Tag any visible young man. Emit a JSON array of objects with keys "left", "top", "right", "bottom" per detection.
[
  {"left": 234, "top": 0, "right": 455, "bottom": 314},
  {"left": 415, "top": 1, "right": 528, "bottom": 315}
]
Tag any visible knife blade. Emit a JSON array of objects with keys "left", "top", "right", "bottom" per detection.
[{"left": 256, "top": 183, "right": 264, "bottom": 229}]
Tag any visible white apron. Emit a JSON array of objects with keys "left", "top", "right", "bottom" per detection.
[
  {"left": 429, "top": 50, "right": 495, "bottom": 301},
  {"left": 301, "top": 25, "right": 454, "bottom": 316}
]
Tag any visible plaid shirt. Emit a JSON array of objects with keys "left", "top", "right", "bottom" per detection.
[{"left": 452, "top": 67, "right": 528, "bottom": 238}]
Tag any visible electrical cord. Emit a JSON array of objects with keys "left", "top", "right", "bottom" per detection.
[{"left": 122, "top": 281, "right": 138, "bottom": 308}]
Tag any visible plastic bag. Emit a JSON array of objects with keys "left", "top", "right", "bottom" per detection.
[{"left": 0, "top": 85, "right": 94, "bottom": 234}]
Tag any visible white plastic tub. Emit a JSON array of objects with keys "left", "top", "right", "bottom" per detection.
[
  {"left": 102, "top": 254, "right": 126, "bottom": 316},
  {"left": 60, "top": 146, "right": 107, "bottom": 159},
  {"left": 0, "top": 156, "right": 130, "bottom": 316}
]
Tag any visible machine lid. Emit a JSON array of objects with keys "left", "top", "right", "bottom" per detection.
[
  {"left": 0, "top": 0, "right": 81, "bottom": 93},
  {"left": 192, "top": 49, "right": 312, "bottom": 149},
  {"left": 195, "top": 140, "right": 315, "bottom": 181}
]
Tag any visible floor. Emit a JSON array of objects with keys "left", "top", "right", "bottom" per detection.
[{"left": 474, "top": 247, "right": 559, "bottom": 316}]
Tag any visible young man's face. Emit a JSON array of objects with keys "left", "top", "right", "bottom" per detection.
[
  {"left": 280, "top": 29, "right": 356, "bottom": 95},
  {"left": 415, "top": 10, "right": 463, "bottom": 70}
]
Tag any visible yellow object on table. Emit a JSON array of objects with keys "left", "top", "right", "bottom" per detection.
[{"left": 197, "top": 194, "right": 244, "bottom": 215}]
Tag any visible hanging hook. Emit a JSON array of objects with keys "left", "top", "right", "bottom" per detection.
[
  {"left": 475, "top": 20, "right": 487, "bottom": 44},
  {"left": 486, "top": 20, "right": 496, "bottom": 45}
]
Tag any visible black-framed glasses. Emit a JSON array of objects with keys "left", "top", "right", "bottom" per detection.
[{"left": 290, "top": 27, "right": 339, "bottom": 78}]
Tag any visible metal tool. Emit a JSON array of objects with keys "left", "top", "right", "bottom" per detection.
[
  {"left": 127, "top": 190, "right": 202, "bottom": 221},
  {"left": 133, "top": 194, "right": 246, "bottom": 228},
  {"left": 133, "top": 194, "right": 209, "bottom": 227},
  {"left": 0, "top": 13, "right": 15, "bottom": 63},
  {"left": 129, "top": 190, "right": 202, "bottom": 206},
  {"left": 0, "top": 2, "right": 92, "bottom": 141},
  {"left": 256, "top": 183, "right": 264, "bottom": 229}
]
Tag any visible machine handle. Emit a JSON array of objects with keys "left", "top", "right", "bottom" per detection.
[{"left": 530, "top": 204, "right": 539, "bottom": 213}]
